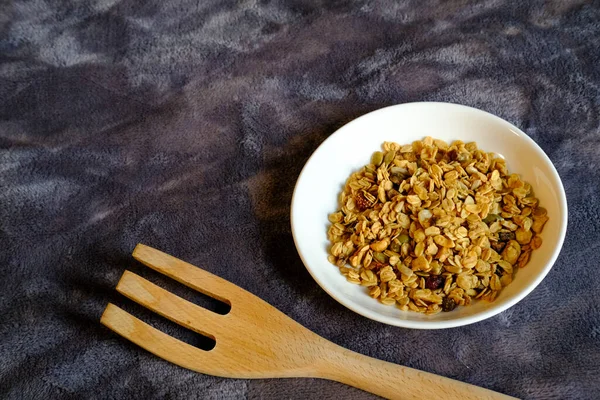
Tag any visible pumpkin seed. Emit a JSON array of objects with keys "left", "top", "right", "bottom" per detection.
[
  {"left": 483, "top": 214, "right": 501, "bottom": 224},
  {"left": 373, "top": 252, "right": 389, "bottom": 264},
  {"left": 383, "top": 150, "right": 396, "bottom": 165},
  {"left": 371, "top": 151, "right": 383, "bottom": 166},
  {"left": 387, "top": 189, "right": 401, "bottom": 198},
  {"left": 397, "top": 233, "right": 410, "bottom": 243}
]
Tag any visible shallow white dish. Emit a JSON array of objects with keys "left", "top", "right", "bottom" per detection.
[{"left": 291, "top": 102, "right": 568, "bottom": 329}]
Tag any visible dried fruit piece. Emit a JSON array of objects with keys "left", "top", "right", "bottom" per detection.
[
  {"left": 491, "top": 241, "right": 506, "bottom": 253},
  {"left": 425, "top": 275, "right": 444, "bottom": 290},
  {"left": 354, "top": 192, "right": 371, "bottom": 211},
  {"left": 442, "top": 297, "right": 457, "bottom": 312},
  {"left": 498, "top": 231, "right": 516, "bottom": 242}
]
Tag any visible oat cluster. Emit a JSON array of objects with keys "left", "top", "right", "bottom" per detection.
[{"left": 327, "top": 137, "right": 549, "bottom": 313}]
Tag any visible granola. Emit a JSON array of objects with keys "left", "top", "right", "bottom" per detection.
[{"left": 327, "top": 137, "right": 548, "bottom": 314}]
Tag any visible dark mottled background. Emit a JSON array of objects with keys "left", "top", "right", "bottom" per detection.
[{"left": 1, "top": 0, "right": 599, "bottom": 399}]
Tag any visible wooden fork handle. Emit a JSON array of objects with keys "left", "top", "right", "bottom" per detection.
[{"left": 316, "top": 344, "right": 517, "bottom": 400}]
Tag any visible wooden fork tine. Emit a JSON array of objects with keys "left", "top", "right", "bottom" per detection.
[
  {"left": 116, "top": 270, "right": 225, "bottom": 338},
  {"left": 132, "top": 244, "right": 238, "bottom": 304},
  {"left": 100, "top": 303, "right": 222, "bottom": 374}
]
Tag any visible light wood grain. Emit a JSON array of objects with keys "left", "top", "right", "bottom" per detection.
[{"left": 101, "top": 244, "right": 517, "bottom": 400}]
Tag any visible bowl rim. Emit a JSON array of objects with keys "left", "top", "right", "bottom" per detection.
[{"left": 290, "top": 101, "right": 568, "bottom": 329}]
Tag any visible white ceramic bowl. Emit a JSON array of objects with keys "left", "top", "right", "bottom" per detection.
[{"left": 291, "top": 102, "right": 567, "bottom": 329}]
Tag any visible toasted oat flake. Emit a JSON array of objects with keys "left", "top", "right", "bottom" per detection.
[{"left": 327, "top": 137, "right": 548, "bottom": 313}]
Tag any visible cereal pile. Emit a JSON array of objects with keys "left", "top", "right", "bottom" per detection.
[{"left": 327, "top": 137, "right": 549, "bottom": 313}]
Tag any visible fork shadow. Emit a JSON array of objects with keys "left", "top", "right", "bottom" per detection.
[
  {"left": 59, "top": 241, "right": 218, "bottom": 351},
  {"left": 250, "top": 125, "right": 372, "bottom": 332}
]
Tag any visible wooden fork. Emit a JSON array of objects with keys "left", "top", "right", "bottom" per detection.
[{"left": 101, "top": 244, "right": 516, "bottom": 400}]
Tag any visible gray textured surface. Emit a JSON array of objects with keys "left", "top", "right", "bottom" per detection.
[{"left": 1, "top": 1, "right": 600, "bottom": 399}]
